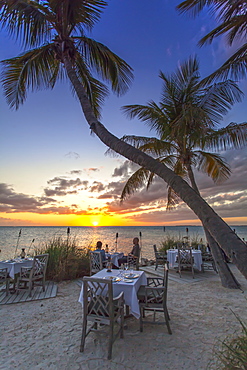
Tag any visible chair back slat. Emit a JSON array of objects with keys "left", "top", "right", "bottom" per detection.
[
  {"left": 0, "top": 268, "right": 8, "bottom": 281},
  {"left": 90, "top": 251, "right": 103, "bottom": 275},
  {"left": 176, "top": 248, "right": 194, "bottom": 278},
  {"left": 83, "top": 277, "right": 113, "bottom": 319},
  {"left": 127, "top": 254, "right": 139, "bottom": 270}
]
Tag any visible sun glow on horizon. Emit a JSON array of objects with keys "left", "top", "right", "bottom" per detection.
[{"left": 92, "top": 221, "right": 99, "bottom": 226}]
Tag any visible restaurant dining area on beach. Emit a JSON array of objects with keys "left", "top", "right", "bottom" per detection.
[{"left": 2, "top": 228, "right": 247, "bottom": 369}]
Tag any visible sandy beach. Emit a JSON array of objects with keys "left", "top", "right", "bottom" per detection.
[{"left": 1, "top": 264, "right": 247, "bottom": 370}]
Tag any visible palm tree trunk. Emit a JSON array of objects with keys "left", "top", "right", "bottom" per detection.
[
  {"left": 63, "top": 56, "right": 247, "bottom": 280},
  {"left": 186, "top": 164, "right": 240, "bottom": 288}
]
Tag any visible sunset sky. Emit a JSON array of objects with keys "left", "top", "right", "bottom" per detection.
[{"left": 0, "top": 0, "right": 246, "bottom": 227}]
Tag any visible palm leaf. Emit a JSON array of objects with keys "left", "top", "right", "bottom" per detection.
[
  {"left": 1, "top": 44, "right": 59, "bottom": 109},
  {"left": 120, "top": 167, "right": 150, "bottom": 202},
  {"left": 201, "top": 44, "right": 247, "bottom": 83},
  {"left": 73, "top": 51, "right": 109, "bottom": 117},
  {"left": 176, "top": 0, "right": 213, "bottom": 17},
  {"left": 195, "top": 151, "right": 231, "bottom": 183},
  {"left": 76, "top": 36, "right": 133, "bottom": 96},
  {"left": 0, "top": 0, "right": 53, "bottom": 47},
  {"left": 166, "top": 186, "right": 181, "bottom": 210},
  {"left": 203, "top": 122, "right": 247, "bottom": 151}
]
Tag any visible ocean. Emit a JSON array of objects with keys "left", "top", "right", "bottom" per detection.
[{"left": 1, "top": 225, "right": 246, "bottom": 261}]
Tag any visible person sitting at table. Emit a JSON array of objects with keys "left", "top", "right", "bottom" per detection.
[
  {"left": 95, "top": 241, "right": 107, "bottom": 264},
  {"left": 118, "top": 237, "right": 140, "bottom": 266}
]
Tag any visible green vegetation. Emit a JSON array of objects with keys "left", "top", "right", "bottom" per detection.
[
  {"left": 214, "top": 314, "right": 247, "bottom": 370},
  {"left": 36, "top": 237, "right": 90, "bottom": 282},
  {"left": 159, "top": 233, "right": 206, "bottom": 253},
  {"left": 159, "top": 233, "right": 181, "bottom": 252}
]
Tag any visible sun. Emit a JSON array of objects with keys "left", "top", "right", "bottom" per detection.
[{"left": 92, "top": 221, "right": 99, "bottom": 226}]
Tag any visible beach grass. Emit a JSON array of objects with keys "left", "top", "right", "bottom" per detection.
[
  {"left": 35, "top": 236, "right": 90, "bottom": 281},
  {"left": 159, "top": 232, "right": 206, "bottom": 252},
  {"left": 214, "top": 312, "right": 247, "bottom": 369}
]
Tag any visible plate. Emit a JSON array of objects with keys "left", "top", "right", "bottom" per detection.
[
  {"left": 123, "top": 279, "right": 133, "bottom": 283},
  {"left": 123, "top": 274, "right": 139, "bottom": 279},
  {"left": 104, "top": 276, "right": 121, "bottom": 282}
]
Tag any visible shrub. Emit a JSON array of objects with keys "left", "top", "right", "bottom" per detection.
[
  {"left": 159, "top": 232, "right": 206, "bottom": 252},
  {"left": 159, "top": 233, "right": 181, "bottom": 252},
  {"left": 214, "top": 313, "right": 247, "bottom": 369},
  {"left": 35, "top": 236, "right": 90, "bottom": 282}
]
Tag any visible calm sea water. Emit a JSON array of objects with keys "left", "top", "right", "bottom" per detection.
[{"left": 0, "top": 225, "right": 246, "bottom": 260}]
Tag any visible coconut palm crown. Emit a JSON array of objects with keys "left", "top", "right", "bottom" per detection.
[
  {"left": 120, "top": 56, "right": 246, "bottom": 207},
  {"left": 0, "top": 0, "right": 133, "bottom": 116},
  {"left": 177, "top": 0, "right": 247, "bottom": 82}
]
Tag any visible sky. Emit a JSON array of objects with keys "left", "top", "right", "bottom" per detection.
[{"left": 0, "top": 0, "right": 246, "bottom": 227}]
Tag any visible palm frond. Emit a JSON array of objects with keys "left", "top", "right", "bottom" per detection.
[
  {"left": 195, "top": 151, "right": 231, "bottom": 183},
  {"left": 76, "top": 36, "right": 133, "bottom": 96},
  {"left": 166, "top": 186, "right": 181, "bottom": 210},
  {"left": 0, "top": 0, "right": 108, "bottom": 48},
  {"left": 176, "top": 0, "right": 213, "bottom": 17},
  {"left": 49, "top": 0, "right": 107, "bottom": 32},
  {"left": 203, "top": 122, "right": 247, "bottom": 151},
  {"left": 198, "top": 80, "right": 243, "bottom": 123},
  {"left": 121, "top": 102, "right": 169, "bottom": 136},
  {"left": 0, "top": 0, "right": 53, "bottom": 47},
  {"left": 1, "top": 44, "right": 59, "bottom": 109},
  {"left": 73, "top": 51, "right": 108, "bottom": 118},
  {"left": 120, "top": 167, "right": 150, "bottom": 202},
  {"left": 201, "top": 44, "right": 247, "bottom": 83}
]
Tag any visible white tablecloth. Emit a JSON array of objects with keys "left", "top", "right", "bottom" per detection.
[
  {"left": 0, "top": 258, "right": 33, "bottom": 278},
  {"left": 167, "top": 249, "right": 202, "bottom": 271},
  {"left": 78, "top": 268, "right": 147, "bottom": 319},
  {"left": 105, "top": 252, "right": 124, "bottom": 267}
]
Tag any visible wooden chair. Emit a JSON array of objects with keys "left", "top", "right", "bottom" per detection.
[
  {"left": 16, "top": 254, "right": 49, "bottom": 296},
  {"left": 0, "top": 268, "right": 10, "bottom": 296},
  {"left": 137, "top": 264, "right": 172, "bottom": 334},
  {"left": 89, "top": 251, "right": 105, "bottom": 275},
  {"left": 201, "top": 252, "right": 217, "bottom": 273},
  {"left": 176, "top": 248, "right": 194, "bottom": 278},
  {"left": 80, "top": 276, "right": 125, "bottom": 360},
  {"left": 127, "top": 254, "right": 139, "bottom": 270},
  {"left": 153, "top": 244, "right": 168, "bottom": 270}
]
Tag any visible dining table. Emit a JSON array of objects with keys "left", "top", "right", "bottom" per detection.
[
  {"left": 167, "top": 249, "right": 202, "bottom": 271},
  {"left": 78, "top": 268, "right": 147, "bottom": 319},
  {"left": 105, "top": 252, "right": 124, "bottom": 267},
  {"left": 0, "top": 258, "right": 33, "bottom": 279}
]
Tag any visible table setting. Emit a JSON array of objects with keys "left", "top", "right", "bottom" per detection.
[
  {"left": 167, "top": 249, "right": 202, "bottom": 270},
  {"left": 0, "top": 257, "right": 33, "bottom": 279},
  {"left": 105, "top": 251, "right": 124, "bottom": 267},
  {"left": 79, "top": 268, "right": 147, "bottom": 318}
]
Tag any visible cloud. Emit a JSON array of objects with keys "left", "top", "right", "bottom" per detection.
[
  {"left": 100, "top": 148, "right": 247, "bottom": 221},
  {"left": 89, "top": 181, "right": 106, "bottom": 193},
  {"left": 64, "top": 152, "right": 80, "bottom": 159},
  {"left": 88, "top": 168, "right": 100, "bottom": 172},
  {"left": 112, "top": 160, "right": 139, "bottom": 178},
  {"left": 69, "top": 170, "right": 83, "bottom": 175},
  {"left": 0, "top": 183, "right": 56, "bottom": 213},
  {"left": 44, "top": 177, "right": 89, "bottom": 196}
]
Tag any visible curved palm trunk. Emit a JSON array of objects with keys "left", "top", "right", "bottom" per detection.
[
  {"left": 63, "top": 57, "right": 247, "bottom": 280},
  {"left": 187, "top": 164, "right": 240, "bottom": 288}
]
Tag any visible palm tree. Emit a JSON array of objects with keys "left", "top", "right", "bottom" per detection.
[
  {"left": 1, "top": 0, "right": 247, "bottom": 283},
  {"left": 120, "top": 56, "right": 246, "bottom": 287},
  {"left": 177, "top": 0, "right": 247, "bottom": 82}
]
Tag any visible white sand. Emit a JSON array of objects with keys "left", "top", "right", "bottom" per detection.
[{"left": 1, "top": 265, "right": 247, "bottom": 370}]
